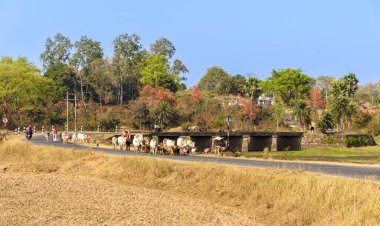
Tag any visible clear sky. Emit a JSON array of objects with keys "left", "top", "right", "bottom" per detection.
[{"left": 1, "top": 0, "right": 380, "bottom": 87}]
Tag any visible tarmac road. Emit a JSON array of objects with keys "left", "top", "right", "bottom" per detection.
[{"left": 30, "top": 135, "right": 380, "bottom": 181}]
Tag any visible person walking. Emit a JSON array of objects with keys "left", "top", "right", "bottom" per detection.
[
  {"left": 52, "top": 126, "right": 58, "bottom": 141},
  {"left": 26, "top": 125, "right": 33, "bottom": 140}
]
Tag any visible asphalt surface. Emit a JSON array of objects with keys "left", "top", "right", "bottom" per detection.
[{"left": 29, "top": 135, "right": 380, "bottom": 181}]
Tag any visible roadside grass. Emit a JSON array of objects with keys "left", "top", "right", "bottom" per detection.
[
  {"left": 241, "top": 145, "right": 380, "bottom": 164},
  {"left": 1, "top": 142, "right": 380, "bottom": 225}
]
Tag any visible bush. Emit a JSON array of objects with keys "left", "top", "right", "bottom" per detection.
[
  {"left": 366, "top": 114, "right": 380, "bottom": 136},
  {"left": 99, "top": 118, "right": 120, "bottom": 132},
  {"left": 316, "top": 111, "right": 335, "bottom": 133},
  {"left": 344, "top": 136, "right": 369, "bottom": 147},
  {"left": 321, "top": 135, "right": 337, "bottom": 145},
  {"left": 352, "top": 111, "right": 372, "bottom": 129}
]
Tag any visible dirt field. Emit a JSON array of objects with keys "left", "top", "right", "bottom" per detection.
[{"left": 0, "top": 172, "right": 257, "bottom": 226}]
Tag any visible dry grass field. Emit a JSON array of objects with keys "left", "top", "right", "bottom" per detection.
[{"left": 1, "top": 138, "right": 380, "bottom": 225}]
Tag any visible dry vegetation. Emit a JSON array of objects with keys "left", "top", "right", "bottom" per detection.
[{"left": 1, "top": 140, "right": 380, "bottom": 225}]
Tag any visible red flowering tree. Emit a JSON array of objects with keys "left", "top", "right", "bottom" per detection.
[
  {"left": 190, "top": 86, "right": 202, "bottom": 104},
  {"left": 306, "top": 89, "right": 326, "bottom": 111}
]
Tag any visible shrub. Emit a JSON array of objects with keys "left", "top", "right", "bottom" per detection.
[
  {"left": 344, "top": 136, "right": 369, "bottom": 147},
  {"left": 321, "top": 135, "right": 337, "bottom": 145},
  {"left": 366, "top": 114, "right": 380, "bottom": 136},
  {"left": 316, "top": 111, "right": 335, "bottom": 133},
  {"left": 99, "top": 118, "right": 120, "bottom": 132},
  {"left": 352, "top": 111, "right": 372, "bottom": 129}
]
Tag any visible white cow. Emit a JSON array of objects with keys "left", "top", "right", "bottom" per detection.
[
  {"left": 61, "top": 132, "right": 69, "bottom": 143},
  {"left": 77, "top": 133, "right": 86, "bottom": 143},
  {"left": 133, "top": 133, "right": 144, "bottom": 152},
  {"left": 177, "top": 137, "right": 197, "bottom": 155},
  {"left": 111, "top": 136, "right": 118, "bottom": 150},
  {"left": 71, "top": 133, "right": 78, "bottom": 142},
  {"left": 117, "top": 136, "right": 127, "bottom": 150},
  {"left": 149, "top": 139, "right": 159, "bottom": 155}
]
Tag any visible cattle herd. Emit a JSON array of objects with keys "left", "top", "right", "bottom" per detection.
[
  {"left": 45, "top": 131, "right": 228, "bottom": 156},
  {"left": 111, "top": 134, "right": 199, "bottom": 155}
]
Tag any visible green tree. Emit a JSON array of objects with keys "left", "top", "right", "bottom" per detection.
[
  {"left": 0, "top": 57, "right": 57, "bottom": 126},
  {"left": 316, "top": 111, "right": 335, "bottom": 133},
  {"left": 342, "top": 73, "right": 359, "bottom": 98},
  {"left": 270, "top": 101, "right": 286, "bottom": 131},
  {"left": 243, "top": 77, "right": 262, "bottom": 100},
  {"left": 150, "top": 38, "right": 176, "bottom": 59},
  {"left": 72, "top": 36, "right": 104, "bottom": 101},
  {"left": 197, "top": 66, "right": 230, "bottom": 94},
  {"left": 139, "top": 55, "right": 181, "bottom": 92},
  {"left": 153, "top": 101, "right": 175, "bottom": 127},
  {"left": 88, "top": 58, "right": 113, "bottom": 105},
  {"left": 40, "top": 33, "right": 72, "bottom": 69},
  {"left": 293, "top": 99, "right": 312, "bottom": 131},
  {"left": 229, "top": 74, "right": 246, "bottom": 95},
  {"left": 112, "top": 33, "right": 144, "bottom": 104},
  {"left": 262, "top": 68, "right": 313, "bottom": 107},
  {"left": 330, "top": 77, "right": 358, "bottom": 131},
  {"left": 44, "top": 64, "right": 77, "bottom": 99}
]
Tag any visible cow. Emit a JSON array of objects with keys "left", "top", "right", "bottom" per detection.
[
  {"left": 188, "top": 126, "right": 199, "bottom": 132},
  {"left": 141, "top": 136, "right": 151, "bottom": 153},
  {"left": 0, "top": 131, "right": 6, "bottom": 142},
  {"left": 176, "top": 136, "right": 196, "bottom": 155},
  {"left": 162, "top": 138, "right": 176, "bottom": 155},
  {"left": 71, "top": 133, "right": 78, "bottom": 142},
  {"left": 111, "top": 136, "right": 119, "bottom": 149},
  {"left": 149, "top": 139, "right": 159, "bottom": 155},
  {"left": 61, "top": 132, "right": 69, "bottom": 143},
  {"left": 117, "top": 136, "right": 127, "bottom": 150},
  {"left": 213, "top": 136, "right": 227, "bottom": 156},
  {"left": 76, "top": 133, "right": 86, "bottom": 143},
  {"left": 132, "top": 133, "right": 144, "bottom": 152}
]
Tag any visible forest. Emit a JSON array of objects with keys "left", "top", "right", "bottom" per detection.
[{"left": 1, "top": 33, "right": 380, "bottom": 135}]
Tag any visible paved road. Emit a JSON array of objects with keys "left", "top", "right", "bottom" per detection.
[{"left": 30, "top": 135, "right": 380, "bottom": 180}]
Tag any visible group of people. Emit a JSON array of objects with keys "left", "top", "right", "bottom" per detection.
[{"left": 24, "top": 125, "right": 58, "bottom": 141}]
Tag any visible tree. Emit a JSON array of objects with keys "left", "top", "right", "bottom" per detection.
[
  {"left": 262, "top": 68, "right": 313, "bottom": 107},
  {"left": 270, "top": 101, "right": 286, "bottom": 131},
  {"left": 0, "top": 57, "right": 57, "bottom": 127},
  {"left": 153, "top": 101, "right": 176, "bottom": 128},
  {"left": 306, "top": 89, "right": 326, "bottom": 112},
  {"left": 88, "top": 58, "right": 113, "bottom": 105},
  {"left": 329, "top": 75, "right": 359, "bottom": 131},
  {"left": 293, "top": 99, "right": 312, "bottom": 131},
  {"left": 72, "top": 36, "right": 104, "bottom": 101},
  {"left": 243, "top": 77, "right": 262, "bottom": 100},
  {"left": 316, "top": 111, "right": 335, "bottom": 133},
  {"left": 229, "top": 74, "right": 246, "bottom": 95},
  {"left": 315, "top": 76, "right": 335, "bottom": 105},
  {"left": 44, "top": 64, "right": 77, "bottom": 99},
  {"left": 139, "top": 55, "right": 181, "bottom": 92},
  {"left": 112, "top": 33, "right": 144, "bottom": 104},
  {"left": 40, "top": 33, "right": 72, "bottom": 69},
  {"left": 150, "top": 38, "right": 176, "bottom": 59},
  {"left": 197, "top": 66, "right": 230, "bottom": 94},
  {"left": 171, "top": 59, "right": 188, "bottom": 82},
  {"left": 342, "top": 73, "right": 359, "bottom": 98}
]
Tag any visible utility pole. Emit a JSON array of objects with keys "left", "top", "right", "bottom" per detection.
[
  {"left": 74, "top": 94, "right": 77, "bottom": 132},
  {"left": 66, "top": 92, "right": 69, "bottom": 131},
  {"left": 226, "top": 114, "right": 231, "bottom": 152}
]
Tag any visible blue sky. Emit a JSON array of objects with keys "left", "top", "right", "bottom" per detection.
[{"left": 1, "top": 0, "right": 380, "bottom": 87}]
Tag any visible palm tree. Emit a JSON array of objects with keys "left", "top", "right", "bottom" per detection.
[
  {"left": 242, "top": 77, "right": 262, "bottom": 101},
  {"left": 294, "top": 100, "right": 312, "bottom": 131},
  {"left": 154, "top": 101, "right": 174, "bottom": 127}
]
